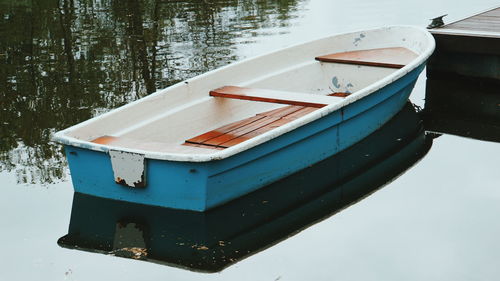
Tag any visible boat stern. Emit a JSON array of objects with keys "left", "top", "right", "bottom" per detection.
[{"left": 64, "top": 145, "right": 211, "bottom": 211}]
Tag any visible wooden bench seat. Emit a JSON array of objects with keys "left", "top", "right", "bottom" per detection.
[
  {"left": 315, "top": 47, "right": 418, "bottom": 69},
  {"left": 184, "top": 105, "right": 319, "bottom": 149},
  {"left": 210, "top": 86, "right": 341, "bottom": 108}
]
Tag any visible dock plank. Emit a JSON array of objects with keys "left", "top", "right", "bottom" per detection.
[{"left": 440, "top": 7, "right": 500, "bottom": 34}]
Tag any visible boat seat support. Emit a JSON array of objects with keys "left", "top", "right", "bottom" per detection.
[{"left": 210, "top": 86, "right": 341, "bottom": 108}]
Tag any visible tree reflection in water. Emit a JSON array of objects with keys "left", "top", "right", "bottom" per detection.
[{"left": 0, "top": 0, "right": 305, "bottom": 184}]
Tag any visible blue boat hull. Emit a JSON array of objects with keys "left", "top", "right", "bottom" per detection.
[{"left": 65, "top": 64, "right": 425, "bottom": 211}]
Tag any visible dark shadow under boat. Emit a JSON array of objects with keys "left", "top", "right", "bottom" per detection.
[{"left": 58, "top": 102, "right": 433, "bottom": 273}]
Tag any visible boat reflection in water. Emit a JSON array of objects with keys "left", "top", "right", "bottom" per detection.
[{"left": 58, "top": 102, "right": 432, "bottom": 273}]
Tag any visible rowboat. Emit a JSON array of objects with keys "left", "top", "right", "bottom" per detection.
[
  {"left": 57, "top": 102, "right": 433, "bottom": 272},
  {"left": 52, "top": 26, "right": 435, "bottom": 211}
]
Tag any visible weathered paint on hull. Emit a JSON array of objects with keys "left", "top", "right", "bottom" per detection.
[{"left": 65, "top": 64, "right": 424, "bottom": 211}]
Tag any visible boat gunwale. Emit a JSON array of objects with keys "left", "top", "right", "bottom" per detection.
[{"left": 51, "top": 25, "right": 435, "bottom": 162}]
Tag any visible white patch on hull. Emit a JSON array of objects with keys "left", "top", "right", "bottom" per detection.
[{"left": 109, "top": 150, "right": 146, "bottom": 187}]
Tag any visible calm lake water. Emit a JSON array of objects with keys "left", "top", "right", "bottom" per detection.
[{"left": 1, "top": 0, "right": 500, "bottom": 280}]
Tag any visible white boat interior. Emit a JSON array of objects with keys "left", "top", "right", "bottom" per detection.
[{"left": 54, "top": 26, "right": 434, "bottom": 160}]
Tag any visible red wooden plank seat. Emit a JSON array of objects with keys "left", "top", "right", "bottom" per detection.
[
  {"left": 209, "top": 86, "right": 341, "bottom": 108},
  {"left": 184, "top": 104, "right": 319, "bottom": 149},
  {"left": 315, "top": 47, "right": 418, "bottom": 69}
]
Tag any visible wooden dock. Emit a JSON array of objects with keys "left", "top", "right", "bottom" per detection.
[
  {"left": 424, "top": 6, "right": 500, "bottom": 142},
  {"left": 427, "top": 6, "right": 500, "bottom": 81},
  {"left": 432, "top": 7, "right": 500, "bottom": 37}
]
